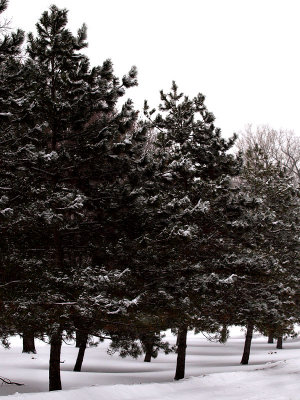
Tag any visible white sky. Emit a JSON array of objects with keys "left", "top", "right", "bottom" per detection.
[{"left": 4, "top": 0, "right": 300, "bottom": 138}]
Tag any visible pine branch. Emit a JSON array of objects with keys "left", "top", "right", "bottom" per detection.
[{"left": 0, "top": 280, "right": 22, "bottom": 288}]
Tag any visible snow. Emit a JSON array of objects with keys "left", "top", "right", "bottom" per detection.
[
  {"left": 40, "top": 151, "right": 59, "bottom": 162},
  {"left": 178, "top": 228, "right": 193, "bottom": 237},
  {"left": 192, "top": 199, "right": 210, "bottom": 213},
  {"left": 219, "top": 274, "right": 238, "bottom": 284},
  {"left": 1, "top": 328, "right": 300, "bottom": 399},
  {"left": 0, "top": 208, "right": 13, "bottom": 216}
]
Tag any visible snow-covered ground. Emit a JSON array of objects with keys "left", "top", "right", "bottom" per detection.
[{"left": 1, "top": 328, "right": 299, "bottom": 399}]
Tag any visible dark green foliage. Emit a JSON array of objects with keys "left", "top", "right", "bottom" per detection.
[
  {"left": 116, "top": 81, "right": 248, "bottom": 354},
  {"left": 0, "top": 0, "right": 24, "bottom": 63},
  {"left": 0, "top": 3, "right": 141, "bottom": 355},
  {"left": 108, "top": 331, "right": 173, "bottom": 359},
  {"left": 235, "top": 145, "right": 300, "bottom": 336},
  {"left": 1, "top": 2, "right": 299, "bottom": 388},
  {"left": 0, "top": 0, "right": 26, "bottom": 341}
]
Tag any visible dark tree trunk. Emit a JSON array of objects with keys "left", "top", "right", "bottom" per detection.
[
  {"left": 241, "top": 323, "right": 254, "bottom": 365},
  {"left": 22, "top": 332, "right": 36, "bottom": 354},
  {"left": 276, "top": 337, "right": 283, "bottom": 349},
  {"left": 174, "top": 326, "right": 188, "bottom": 380},
  {"left": 268, "top": 334, "right": 274, "bottom": 344},
  {"left": 220, "top": 324, "right": 228, "bottom": 343},
  {"left": 49, "top": 329, "right": 62, "bottom": 391},
  {"left": 75, "top": 330, "right": 85, "bottom": 348},
  {"left": 143, "top": 340, "right": 154, "bottom": 363},
  {"left": 144, "top": 350, "right": 152, "bottom": 363},
  {"left": 73, "top": 333, "right": 88, "bottom": 372}
]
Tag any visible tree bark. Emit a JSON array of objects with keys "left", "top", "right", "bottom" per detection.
[
  {"left": 241, "top": 323, "right": 254, "bottom": 365},
  {"left": 268, "top": 334, "right": 274, "bottom": 344},
  {"left": 144, "top": 348, "right": 153, "bottom": 362},
  {"left": 174, "top": 326, "right": 188, "bottom": 380},
  {"left": 75, "top": 329, "right": 85, "bottom": 348},
  {"left": 22, "top": 332, "right": 36, "bottom": 354},
  {"left": 73, "top": 333, "right": 88, "bottom": 371},
  {"left": 276, "top": 336, "right": 283, "bottom": 349},
  {"left": 49, "top": 329, "right": 62, "bottom": 391},
  {"left": 220, "top": 324, "right": 228, "bottom": 343},
  {"left": 143, "top": 340, "right": 154, "bottom": 363}
]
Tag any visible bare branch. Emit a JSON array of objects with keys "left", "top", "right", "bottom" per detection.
[
  {"left": 237, "top": 124, "right": 300, "bottom": 183},
  {"left": 0, "top": 376, "right": 24, "bottom": 386}
]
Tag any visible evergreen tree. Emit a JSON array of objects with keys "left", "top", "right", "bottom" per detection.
[
  {"left": 0, "top": 0, "right": 25, "bottom": 344},
  {"left": 125, "top": 82, "right": 242, "bottom": 379},
  {"left": 72, "top": 100, "right": 152, "bottom": 352},
  {"left": 0, "top": 4, "right": 139, "bottom": 391},
  {"left": 229, "top": 145, "right": 300, "bottom": 364}
]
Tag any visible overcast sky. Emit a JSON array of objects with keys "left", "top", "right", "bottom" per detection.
[{"left": 4, "top": 0, "right": 300, "bottom": 138}]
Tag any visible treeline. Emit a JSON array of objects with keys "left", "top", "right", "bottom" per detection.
[{"left": 0, "top": 2, "right": 299, "bottom": 392}]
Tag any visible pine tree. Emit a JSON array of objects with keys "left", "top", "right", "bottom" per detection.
[
  {"left": 229, "top": 145, "right": 300, "bottom": 364},
  {"left": 0, "top": 4, "right": 139, "bottom": 391},
  {"left": 72, "top": 100, "right": 151, "bottom": 345},
  {"left": 127, "top": 82, "right": 242, "bottom": 379},
  {"left": 0, "top": 0, "right": 25, "bottom": 344}
]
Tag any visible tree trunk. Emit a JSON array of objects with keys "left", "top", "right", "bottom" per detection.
[
  {"left": 144, "top": 350, "right": 152, "bottom": 363},
  {"left": 241, "top": 323, "right": 254, "bottom": 365},
  {"left": 75, "top": 329, "right": 85, "bottom": 348},
  {"left": 268, "top": 334, "right": 274, "bottom": 344},
  {"left": 174, "top": 326, "right": 188, "bottom": 380},
  {"left": 143, "top": 339, "right": 154, "bottom": 363},
  {"left": 22, "top": 332, "right": 36, "bottom": 354},
  {"left": 73, "top": 333, "right": 88, "bottom": 371},
  {"left": 276, "top": 336, "right": 283, "bottom": 349},
  {"left": 220, "top": 324, "right": 228, "bottom": 343},
  {"left": 49, "top": 329, "right": 62, "bottom": 391}
]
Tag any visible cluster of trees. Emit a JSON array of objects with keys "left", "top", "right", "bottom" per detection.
[{"left": 0, "top": 2, "right": 299, "bottom": 391}]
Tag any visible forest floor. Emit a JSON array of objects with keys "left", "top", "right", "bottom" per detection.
[{"left": 0, "top": 327, "right": 299, "bottom": 399}]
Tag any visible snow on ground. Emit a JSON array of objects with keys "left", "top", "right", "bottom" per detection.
[{"left": 1, "top": 327, "right": 300, "bottom": 399}]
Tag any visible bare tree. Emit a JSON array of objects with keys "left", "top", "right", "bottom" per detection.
[{"left": 237, "top": 124, "right": 300, "bottom": 183}]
